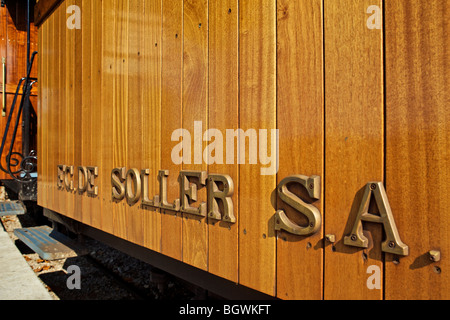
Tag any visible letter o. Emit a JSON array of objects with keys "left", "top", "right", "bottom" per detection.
[{"left": 126, "top": 169, "right": 141, "bottom": 205}]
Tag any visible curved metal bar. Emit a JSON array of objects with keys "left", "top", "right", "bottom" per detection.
[
  {"left": 0, "top": 51, "right": 39, "bottom": 183},
  {"left": 0, "top": 78, "right": 26, "bottom": 174},
  {"left": 6, "top": 80, "right": 37, "bottom": 182}
]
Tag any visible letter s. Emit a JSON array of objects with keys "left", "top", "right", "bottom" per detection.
[
  {"left": 111, "top": 167, "right": 126, "bottom": 200},
  {"left": 275, "top": 175, "right": 322, "bottom": 236}
]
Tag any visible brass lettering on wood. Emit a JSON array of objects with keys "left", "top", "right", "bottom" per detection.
[
  {"left": 108, "top": 168, "right": 232, "bottom": 222},
  {"left": 179, "top": 171, "right": 208, "bottom": 217},
  {"left": 111, "top": 167, "right": 126, "bottom": 201},
  {"left": 141, "top": 169, "right": 159, "bottom": 207},
  {"left": 78, "top": 166, "right": 99, "bottom": 196},
  {"left": 58, "top": 165, "right": 98, "bottom": 196},
  {"left": 125, "top": 168, "right": 141, "bottom": 205},
  {"left": 57, "top": 165, "right": 65, "bottom": 189},
  {"left": 55, "top": 165, "right": 408, "bottom": 249},
  {"left": 86, "top": 167, "right": 99, "bottom": 196},
  {"left": 344, "top": 182, "right": 409, "bottom": 256},
  {"left": 64, "top": 166, "right": 74, "bottom": 191},
  {"left": 207, "top": 174, "right": 235, "bottom": 223},
  {"left": 78, "top": 166, "right": 88, "bottom": 193},
  {"left": 275, "top": 175, "right": 322, "bottom": 236},
  {"left": 156, "top": 170, "right": 180, "bottom": 211}
]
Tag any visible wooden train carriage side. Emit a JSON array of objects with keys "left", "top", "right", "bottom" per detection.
[{"left": 35, "top": 0, "right": 449, "bottom": 299}]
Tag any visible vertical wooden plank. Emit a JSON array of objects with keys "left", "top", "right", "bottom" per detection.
[
  {"left": 324, "top": 0, "right": 384, "bottom": 300},
  {"left": 46, "top": 14, "right": 55, "bottom": 213},
  {"left": 52, "top": 5, "right": 61, "bottom": 216},
  {"left": 37, "top": 25, "right": 43, "bottom": 207},
  {"left": 0, "top": 6, "right": 8, "bottom": 182},
  {"left": 142, "top": 0, "right": 162, "bottom": 252},
  {"left": 239, "top": 0, "right": 277, "bottom": 296},
  {"left": 72, "top": 0, "right": 83, "bottom": 222},
  {"left": 90, "top": 0, "right": 103, "bottom": 230},
  {"left": 101, "top": 0, "right": 116, "bottom": 234},
  {"left": 276, "top": 0, "right": 324, "bottom": 300},
  {"left": 160, "top": 0, "right": 183, "bottom": 260},
  {"left": 81, "top": 0, "right": 92, "bottom": 225},
  {"left": 112, "top": 0, "right": 128, "bottom": 239},
  {"left": 208, "top": 0, "right": 239, "bottom": 283},
  {"left": 41, "top": 20, "right": 49, "bottom": 211},
  {"left": 182, "top": 0, "right": 208, "bottom": 271},
  {"left": 385, "top": 0, "right": 450, "bottom": 300},
  {"left": 52, "top": 11, "right": 60, "bottom": 215},
  {"left": 64, "top": 0, "right": 75, "bottom": 220},
  {"left": 58, "top": 1, "right": 67, "bottom": 217},
  {"left": 127, "top": 0, "right": 144, "bottom": 246}
]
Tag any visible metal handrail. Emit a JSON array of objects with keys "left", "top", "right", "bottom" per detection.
[{"left": 0, "top": 51, "right": 38, "bottom": 183}]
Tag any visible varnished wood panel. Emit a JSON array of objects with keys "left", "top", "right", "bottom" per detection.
[
  {"left": 64, "top": 0, "right": 75, "bottom": 220},
  {"left": 112, "top": 0, "right": 128, "bottom": 239},
  {"left": 276, "top": 0, "right": 324, "bottom": 300},
  {"left": 126, "top": 0, "right": 144, "bottom": 247},
  {"left": 58, "top": 1, "right": 67, "bottom": 218},
  {"left": 40, "top": 19, "right": 49, "bottom": 212},
  {"left": 385, "top": 0, "right": 450, "bottom": 300},
  {"left": 100, "top": 0, "right": 116, "bottom": 235},
  {"left": 238, "top": 0, "right": 277, "bottom": 296},
  {"left": 182, "top": 0, "right": 208, "bottom": 271},
  {"left": 160, "top": 0, "right": 183, "bottom": 261},
  {"left": 50, "top": 8, "right": 60, "bottom": 216},
  {"left": 37, "top": 25, "right": 42, "bottom": 205},
  {"left": 208, "top": 0, "right": 239, "bottom": 283},
  {"left": 79, "top": 0, "right": 91, "bottom": 226},
  {"left": 141, "top": 0, "right": 162, "bottom": 253},
  {"left": 47, "top": 11, "right": 56, "bottom": 213},
  {"left": 324, "top": 0, "right": 384, "bottom": 300},
  {"left": 88, "top": 0, "right": 103, "bottom": 229},
  {"left": 36, "top": 0, "right": 449, "bottom": 300}
]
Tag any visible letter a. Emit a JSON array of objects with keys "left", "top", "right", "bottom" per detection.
[
  {"left": 366, "top": 265, "right": 381, "bottom": 290},
  {"left": 67, "top": 5, "right": 81, "bottom": 30},
  {"left": 66, "top": 265, "right": 81, "bottom": 290},
  {"left": 344, "top": 182, "right": 409, "bottom": 256},
  {"left": 366, "top": 5, "right": 382, "bottom": 30}
]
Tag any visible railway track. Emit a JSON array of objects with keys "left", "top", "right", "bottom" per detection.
[{"left": 0, "top": 213, "right": 201, "bottom": 300}]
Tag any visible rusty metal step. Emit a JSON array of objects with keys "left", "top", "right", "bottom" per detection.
[{"left": 14, "top": 226, "right": 88, "bottom": 261}]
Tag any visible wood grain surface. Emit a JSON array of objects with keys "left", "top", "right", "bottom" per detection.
[
  {"left": 36, "top": 0, "right": 449, "bottom": 299},
  {"left": 385, "top": 0, "right": 449, "bottom": 300},
  {"left": 323, "top": 0, "right": 384, "bottom": 300},
  {"left": 238, "top": 0, "right": 277, "bottom": 296},
  {"left": 276, "top": 0, "right": 324, "bottom": 300},
  {"left": 208, "top": 0, "right": 239, "bottom": 283}
]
